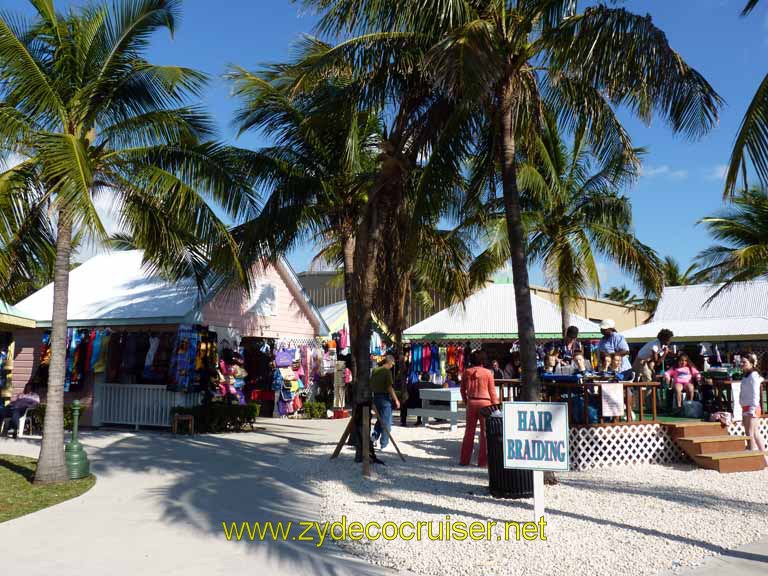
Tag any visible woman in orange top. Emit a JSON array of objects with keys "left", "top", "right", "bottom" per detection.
[{"left": 460, "top": 350, "right": 500, "bottom": 467}]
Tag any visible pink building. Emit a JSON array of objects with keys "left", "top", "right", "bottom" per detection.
[{"left": 12, "top": 251, "right": 329, "bottom": 427}]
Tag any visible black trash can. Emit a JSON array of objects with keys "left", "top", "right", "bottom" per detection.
[{"left": 485, "top": 410, "right": 534, "bottom": 499}]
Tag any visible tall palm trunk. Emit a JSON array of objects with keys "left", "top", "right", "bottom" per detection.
[
  {"left": 341, "top": 234, "right": 357, "bottom": 380},
  {"left": 351, "top": 153, "right": 405, "bottom": 404},
  {"left": 350, "top": 208, "right": 379, "bottom": 404},
  {"left": 500, "top": 85, "right": 539, "bottom": 402},
  {"left": 34, "top": 211, "right": 72, "bottom": 484},
  {"left": 560, "top": 295, "right": 570, "bottom": 338},
  {"left": 391, "top": 273, "right": 411, "bottom": 399}
]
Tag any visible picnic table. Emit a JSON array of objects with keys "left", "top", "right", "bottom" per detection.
[{"left": 410, "top": 388, "right": 464, "bottom": 431}]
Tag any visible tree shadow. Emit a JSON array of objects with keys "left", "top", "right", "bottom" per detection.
[
  {"left": 0, "top": 456, "right": 35, "bottom": 482},
  {"left": 85, "top": 425, "right": 397, "bottom": 576}
]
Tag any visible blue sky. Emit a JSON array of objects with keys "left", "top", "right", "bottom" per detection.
[{"left": 5, "top": 0, "right": 766, "bottom": 294}]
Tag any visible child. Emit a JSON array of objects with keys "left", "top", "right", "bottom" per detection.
[
  {"left": 739, "top": 354, "right": 768, "bottom": 465},
  {"left": 664, "top": 353, "right": 700, "bottom": 410}
]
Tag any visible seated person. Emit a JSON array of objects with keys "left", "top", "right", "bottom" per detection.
[
  {"left": 491, "top": 360, "right": 505, "bottom": 380},
  {"left": 502, "top": 353, "right": 521, "bottom": 379},
  {"left": 0, "top": 388, "right": 40, "bottom": 438},
  {"left": 664, "top": 353, "right": 700, "bottom": 410},
  {"left": 540, "top": 349, "right": 559, "bottom": 374},
  {"left": 572, "top": 350, "right": 593, "bottom": 375},
  {"left": 444, "top": 365, "right": 460, "bottom": 388},
  {"left": 402, "top": 372, "right": 442, "bottom": 426},
  {"left": 608, "top": 354, "right": 635, "bottom": 382}
]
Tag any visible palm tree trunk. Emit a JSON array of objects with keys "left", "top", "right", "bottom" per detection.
[
  {"left": 560, "top": 295, "right": 570, "bottom": 338},
  {"left": 392, "top": 274, "right": 410, "bottom": 399},
  {"left": 34, "top": 211, "right": 72, "bottom": 484},
  {"left": 500, "top": 85, "right": 540, "bottom": 402},
  {"left": 341, "top": 234, "right": 357, "bottom": 380}
]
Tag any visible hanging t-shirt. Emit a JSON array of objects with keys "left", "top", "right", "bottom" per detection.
[{"left": 144, "top": 335, "right": 160, "bottom": 367}]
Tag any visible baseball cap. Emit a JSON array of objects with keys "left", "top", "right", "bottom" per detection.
[{"left": 599, "top": 319, "right": 616, "bottom": 330}]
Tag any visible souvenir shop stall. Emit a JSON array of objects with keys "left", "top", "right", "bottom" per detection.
[
  {"left": 0, "top": 301, "right": 36, "bottom": 404},
  {"left": 10, "top": 250, "right": 330, "bottom": 428},
  {"left": 402, "top": 284, "right": 602, "bottom": 387},
  {"left": 316, "top": 301, "right": 392, "bottom": 411},
  {"left": 243, "top": 336, "right": 341, "bottom": 418}
]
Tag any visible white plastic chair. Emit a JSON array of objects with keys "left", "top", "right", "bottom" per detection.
[{"left": 0, "top": 406, "right": 31, "bottom": 438}]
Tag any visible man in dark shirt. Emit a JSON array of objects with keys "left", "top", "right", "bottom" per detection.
[
  {"left": 545, "top": 326, "right": 583, "bottom": 366},
  {"left": 370, "top": 355, "right": 399, "bottom": 450}
]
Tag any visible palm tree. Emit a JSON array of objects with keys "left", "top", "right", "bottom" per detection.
[
  {"left": 304, "top": 0, "right": 721, "bottom": 401},
  {"left": 227, "top": 61, "right": 380, "bottom": 379},
  {"left": 725, "top": 1, "right": 768, "bottom": 195},
  {"left": 516, "top": 116, "right": 662, "bottom": 334},
  {"left": 248, "top": 34, "right": 473, "bottom": 403},
  {"left": 603, "top": 286, "right": 643, "bottom": 307},
  {"left": 661, "top": 256, "right": 698, "bottom": 287},
  {"left": 695, "top": 187, "right": 768, "bottom": 289},
  {"left": 0, "top": 0, "right": 255, "bottom": 483},
  {"left": 641, "top": 256, "right": 699, "bottom": 313}
]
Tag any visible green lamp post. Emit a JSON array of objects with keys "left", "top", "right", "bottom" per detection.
[{"left": 65, "top": 400, "right": 90, "bottom": 479}]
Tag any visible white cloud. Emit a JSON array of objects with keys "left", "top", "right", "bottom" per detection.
[
  {"left": 704, "top": 164, "right": 728, "bottom": 181},
  {"left": 640, "top": 164, "right": 688, "bottom": 180}
]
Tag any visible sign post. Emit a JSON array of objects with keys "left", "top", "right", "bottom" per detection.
[{"left": 503, "top": 402, "right": 569, "bottom": 522}]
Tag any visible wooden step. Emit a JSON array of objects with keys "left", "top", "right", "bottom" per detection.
[
  {"left": 693, "top": 450, "right": 767, "bottom": 474},
  {"left": 666, "top": 421, "right": 726, "bottom": 439},
  {"left": 677, "top": 435, "right": 748, "bottom": 456}
]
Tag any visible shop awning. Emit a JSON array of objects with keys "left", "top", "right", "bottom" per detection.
[
  {"left": 403, "top": 284, "right": 602, "bottom": 342},
  {"left": 0, "top": 301, "right": 36, "bottom": 329}
]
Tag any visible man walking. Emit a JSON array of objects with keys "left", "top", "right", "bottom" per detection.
[{"left": 371, "top": 355, "right": 400, "bottom": 450}]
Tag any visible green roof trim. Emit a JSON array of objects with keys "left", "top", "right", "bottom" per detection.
[{"left": 404, "top": 332, "right": 602, "bottom": 342}]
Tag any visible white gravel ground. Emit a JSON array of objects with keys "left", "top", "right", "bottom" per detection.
[{"left": 301, "top": 423, "right": 768, "bottom": 576}]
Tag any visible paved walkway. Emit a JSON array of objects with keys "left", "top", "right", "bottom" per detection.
[
  {"left": 0, "top": 419, "right": 408, "bottom": 576},
  {"left": 0, "top": 419, "right": 765, "bottom": 576}
]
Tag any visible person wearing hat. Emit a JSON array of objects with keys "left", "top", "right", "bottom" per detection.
[{"left": 597, "top": 319, "right": 631, "bottom": 373}]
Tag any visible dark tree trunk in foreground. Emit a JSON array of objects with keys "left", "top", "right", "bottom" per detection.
[
  {"left": 560, "top": 296, "right": 571, "bottom": 339},
  {"left": 500, "top": 84, "right": 540, "bottom": 403},
  {"left": 35, "top": 211, "right": 72, "bottom": 484},
  {"left": 342, "top": 235, "right": 357, "bottom": 381}
]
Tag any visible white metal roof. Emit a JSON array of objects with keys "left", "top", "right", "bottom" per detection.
[
  {"left": 14, "top": 250, "right": 330, "bottom": 334},
  {"left": 653, "top": 281, "right": 768, "bottom": 321},
  {"left": 15, "top": 251, "right": 200, "bottom": 325},
  {"left": 318, "top": 301, "right": 349, "bottom": 333},
  {"left": 403, "top": 284, "right": 601, "bottom": 340},
  {"left": 623, "top": 317, "right": 768, "bottom": 342},
  {"left": 622, "top": 280, "right": 768, "bottom": 342}
]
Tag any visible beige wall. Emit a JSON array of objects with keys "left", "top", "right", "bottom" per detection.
[{"left": 530, "top": 287, "right": 651, "bottom": 332}]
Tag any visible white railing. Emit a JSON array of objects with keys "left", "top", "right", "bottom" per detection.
[{"left": 98, "top": 383, "right": 200, "bottom": 428}]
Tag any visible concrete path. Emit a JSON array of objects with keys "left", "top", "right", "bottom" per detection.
[
  {"left": 0, "top": 418, "right": 408, "bottom": 576},
  {"left": 669, "top": 536, "right": 768, "bottom": 576}
]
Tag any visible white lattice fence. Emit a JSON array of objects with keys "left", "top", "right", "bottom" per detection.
[
  {"left": 727, "top": 416, "right": 768, "bottom": 438},
  {"left": 569, "top": 424, "right": 687, "bottom": 471}
]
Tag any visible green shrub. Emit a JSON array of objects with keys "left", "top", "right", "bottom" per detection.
[
  {"left": 170, "top": 403, "right": 260, "bottom": 433},
  {"left": 29, "top": 404, "right": 82, "bottom": 432},
  {"left": 302, "top": 401, "right": 328, "bottom": 419}
]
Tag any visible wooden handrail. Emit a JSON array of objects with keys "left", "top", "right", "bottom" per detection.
[{"left": 494, "top": 379, "right": 660, "bottom": 423}]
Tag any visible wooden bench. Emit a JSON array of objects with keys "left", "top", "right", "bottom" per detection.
[{"left": 409, "top": 388, "right": 465, "bottom": 431}]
